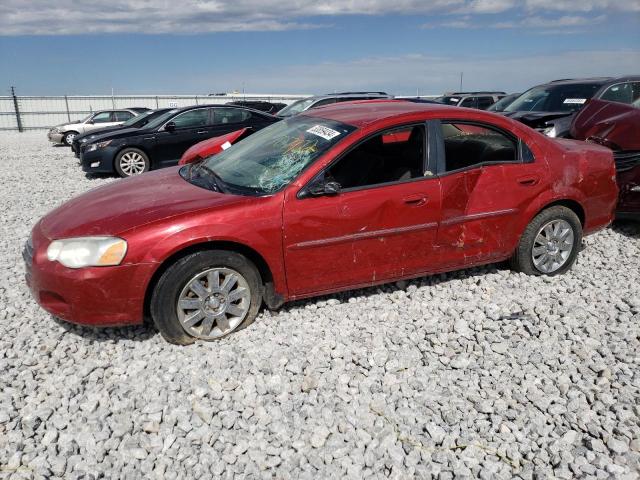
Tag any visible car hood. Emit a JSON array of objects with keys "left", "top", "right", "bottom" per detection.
[
  {"left": 179, "top": 127, "right": 252, "bottom": 165},
  {"left": 54, "top": 121, "right": 84, "bottom": 129},
  {"left": 502, "top": 111, "right": 573, "bottom": 128},
  {"left": 76, "top": 125, "right": 125, "bottom": 142},
  {"left": 570, "top": 99, "right": 640, "bottom": 151},
  {"left": 39, "top": 167, "right": 248, "bottom": 239},
  {"left": 86, "top": 127, "right": 151, "bottom": 143}
]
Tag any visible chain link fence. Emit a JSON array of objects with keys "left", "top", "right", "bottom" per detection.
[{"left": 0, "top": 92, "right": 309, "bottom": 131}]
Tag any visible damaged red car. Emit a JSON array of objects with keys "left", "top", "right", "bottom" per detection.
[
  {"left": 25, "top": 101, "right": 617, "bottom": 344},
  {"left": 570, "top": 97, "right": 640, "bottom": 220}
]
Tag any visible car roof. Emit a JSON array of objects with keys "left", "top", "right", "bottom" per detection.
[
  {"left": 301, "top": 99, "right": 457, "bottom": 127},
  {"left": 306, "top": 92, "right": 391, "bottom": 101}
]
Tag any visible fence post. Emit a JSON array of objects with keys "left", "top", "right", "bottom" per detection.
[
  {"left": 155, "top": 96, "right": 159, "bottom": 108},
  {"left": 195, "top": 96, "right": 198, "bottom": 105},
  {"left": 64, "top": 95, "right": 71, "bottom": 122},
  {"left": 11, "top": 86, "right": 23, "bottom": 132}
]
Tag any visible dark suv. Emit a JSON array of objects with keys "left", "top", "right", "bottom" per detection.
[
  {"left": 79, "top": 105, "right": 279, "bottom": 177},
  {"left": 436, "top": 92, "right": 506, "bottom": 110},
  {"left": 276, "top": 92, "right": 392, "bottom": 117},
  {"left": 503, "top": 76, "right": 640, "bottom": 138}
]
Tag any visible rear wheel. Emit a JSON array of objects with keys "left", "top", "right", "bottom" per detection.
[
  {"left": 510, "top": 206, "right": 582, "bottom": 276},
  {"left": 62, "top": 131, "right": 78, "bottom": 146},
  {"left": 115, "top": 148, "right": 150, "bottom": 177},
  {"left": 151, "top": 250, "right": 263, "bottom": 344}
]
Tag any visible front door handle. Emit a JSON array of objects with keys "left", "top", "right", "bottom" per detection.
[
  {"left": 517, "top": 175, "right": 540, "bottom": 186},
  {"left": 630, "top": 185, "right": 640, "bottom": 193},
  {"left": 196, "top": 130, "right": 207, "bottom": 134},
  {"left": 403, "top": 195, "right": 428, "bottom": 206}
]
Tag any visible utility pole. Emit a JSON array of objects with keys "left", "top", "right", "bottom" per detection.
[
  {"left": 459, "top": 72, "right": 464, "bottom": 91},
  {"left": 11, "top": 86, "right": 23, "bottom": 133}
]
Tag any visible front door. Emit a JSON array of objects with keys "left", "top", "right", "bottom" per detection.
[
  {"left": 152, "top": 108, "right": 212, "bottom": 165},
  {"left": 283, "top": 124, "right": 442, "bottom": 297}
]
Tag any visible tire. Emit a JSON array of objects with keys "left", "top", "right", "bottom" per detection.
[
  {"left": 150, "top": 250, "right": 263, "bottom": 345},
  {"left": 510, "top": 206, "right": 582, "bottom": 276},
  {"left": 114, "top": 148, "right": 150, "bottom": 178},
  {"left": 62, "top": 131, "right": 78, "bottom": 146}
]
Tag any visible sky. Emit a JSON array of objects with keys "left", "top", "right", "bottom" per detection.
[{"left": 0, "top": 0, "right": 639, "bottom": 96}]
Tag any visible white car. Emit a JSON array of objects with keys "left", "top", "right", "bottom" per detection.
[{"left": 47, "top": 108, "right": 148, "bottom": 146}]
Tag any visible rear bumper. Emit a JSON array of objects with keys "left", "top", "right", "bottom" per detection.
[{"left": 24, "top": 224, "right": 155, "bottom": 327}]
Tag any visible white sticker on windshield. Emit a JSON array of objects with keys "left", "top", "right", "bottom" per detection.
[
  {"left": 563, "top": 98, "right": 586, "bottom": 104},
  {"left": 221, "top": 141, "right": 232, "bottom": 150},
  {"left": 307, "top": 125, "right": 341, "bottom": 141}
]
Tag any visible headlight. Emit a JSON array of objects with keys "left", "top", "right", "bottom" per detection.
[
  {"left": 542, "top": 125, "right": 557, "bottom": 138},
  {"left": 46, "top": 236, "right": 127, "bottom": 268},
  {"left": 86, "top": 140, "right": 112, "bottom": 152},
  {"left": 50, "top": 127, "right": 59, "bottom": 133}
]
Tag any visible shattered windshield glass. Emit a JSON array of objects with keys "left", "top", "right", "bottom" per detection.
[{"left": 200, "top": 116, "right": 356, "bottom": 195}]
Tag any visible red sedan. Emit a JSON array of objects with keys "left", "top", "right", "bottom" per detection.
[{"left": 25, "top": 101, "right": 617, "bottom": 344}]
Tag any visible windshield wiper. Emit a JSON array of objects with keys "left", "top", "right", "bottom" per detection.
[{"left": 190, "top": 162, "right": 228, "bottom": 193}]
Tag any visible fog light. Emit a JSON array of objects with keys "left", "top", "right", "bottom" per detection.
[{"left": 91, "top": 161, "right": 100, "bottom": 167}]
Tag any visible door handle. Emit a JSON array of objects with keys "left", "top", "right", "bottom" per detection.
[
  {"left": 517, "top": 176, "right": 539, "bottom": 186},
  {"left": 403, "top": 195, "right": 428, "bottom": 206},
  {"left": 196, "top": 130, "right": 207, "bottom": 134},
  {"left": 630, "top": 186, "right": 640, "bottom": 193}
]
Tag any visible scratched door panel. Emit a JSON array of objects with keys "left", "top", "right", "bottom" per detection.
[{"left": 282, "top": 179, "right": 441, "bottom": 296}]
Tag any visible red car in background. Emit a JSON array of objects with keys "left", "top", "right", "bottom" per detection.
[
  {"left": 571, "top": 98, "right": 640, "bottom": 220},
  {"left": 25, "top": 101, "right": 617, "bottom": 344},
  {"left": 179, "top": 127, "right": 256, "bottom": 165}
]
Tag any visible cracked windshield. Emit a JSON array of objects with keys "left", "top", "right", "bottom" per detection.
[{"left": 203, "top": 117, "right": 356, "bottom": 194}]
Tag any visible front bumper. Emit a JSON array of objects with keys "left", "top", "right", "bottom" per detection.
[
  {"left": 24, "top": 224, "right": 155, "bottom": 327},
  {"left": 48, "top": 131, "right": 64, "bottom": 143},
  {"left": 80, "top": 146, "right": 117, "bottom": 174}
]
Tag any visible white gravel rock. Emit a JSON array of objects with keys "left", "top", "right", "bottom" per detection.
[{"left": 0, "top": 132, "right": 639, "bottom": 478}]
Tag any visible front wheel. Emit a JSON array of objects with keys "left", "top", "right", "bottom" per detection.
[
  {"left": 510, "top": 206, "right": 582, "bottom": 276},
  {"left": 150, "top": 250, "right": 263, "bottom": 344},
  {"left": 114, "top": 148, "right": 150, "bottom": 177},
  {"left": 62, "top": 131, "right": 78, "bottom": 146}
]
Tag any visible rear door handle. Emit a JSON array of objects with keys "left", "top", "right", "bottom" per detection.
[
  {"left": 403, "top": 195, "right": 428, "bottom": 206},
  {"left": 517, "top": 175, "right": 540, "bottom": 186}
]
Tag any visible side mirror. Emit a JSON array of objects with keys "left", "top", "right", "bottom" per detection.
[
  {"left": 165, "top": 121, "right": 176, "bottom": 132},
  {"left": 87, "top": 120, "right": 94, "bottom": 124},
  {"left": 308, "top": 180, "right": 341, "bottom": 197}
]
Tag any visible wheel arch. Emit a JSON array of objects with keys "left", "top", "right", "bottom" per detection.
[
  {"left": 534, "top": 198, "right": 585, "bottom": 227},
  {"left": 143, "top": 240, "right": 282, "bottom": 321}
]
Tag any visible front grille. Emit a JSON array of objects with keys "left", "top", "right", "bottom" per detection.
[{"left": 614, "top": 151, "right": 640, "bottom": 173}]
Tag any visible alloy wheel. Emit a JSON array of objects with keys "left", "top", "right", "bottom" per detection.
[
  {"left": 531, "top": 219, "right": 575, "bottom": 274},
  {"left": 176, "top": 267, "right": 251, "bottom": 339},
  {"left": 119, "top": 151, "right": 147, "bottom": 176}
]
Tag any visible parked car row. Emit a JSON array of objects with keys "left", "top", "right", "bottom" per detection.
[{"left": 29, "top": 99, "right": 622, "bottom": 344}]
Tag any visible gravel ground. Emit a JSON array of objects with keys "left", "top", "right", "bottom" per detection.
[{"left": 1, "top": 131, "right": 639, "bottom": 480}]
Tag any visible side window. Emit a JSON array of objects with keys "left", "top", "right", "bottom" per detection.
[
  {"left": 325, "top": 125, "right": 425, "bottom": 190},
  {"left": 213, "top": 108, "right": 251, "bottom": 125},
  {"left": 440, "top": 122, "right": 518, "bottom": 172},
  {"left": 92, "top": 112, "right": 113, "bottom": 123},
  {"left": 171, "top": 109, "right": 209, "bottom": 128},
  {"left": 459, "top": 97, "right": 475, "bottom": 108},
  {"left": 115, "top": 111, "right": 134, "bottom": 121},
  {"left": 477, "top": 97, "right": 495, "bottom": 110},
  {"left": 600, "top": 83, "right": 634, "bottom": 104}
]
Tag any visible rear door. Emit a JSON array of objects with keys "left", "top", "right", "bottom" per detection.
[
  {"left": 283, "top": 123, "right": 442, "bottom": 296},
  {"left": 433, "top": 120, "right": 546, "bottom": 267}
]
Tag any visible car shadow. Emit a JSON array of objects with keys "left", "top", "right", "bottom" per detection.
[
  {"left": 278, "top": 261, "right": 509, "bottom": 315},
  {"left": 84, "top": 172, "right": 118, "bottom": 180},
  {"left": 52, "top": 317, "right": 158, "bottom": 343},
  {"left": 612, "top": 220, "right": 640, "bottom": 239}
]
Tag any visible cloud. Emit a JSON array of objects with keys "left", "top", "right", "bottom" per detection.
[
  {"left": 177, "top": 49, "right": 640, "bottom": 95},
  {"left": 0, "top": 0, "right": 637, "bottom": 35},
  {"left": 493, "top": 14, "right": 607, "bottom": 30}
]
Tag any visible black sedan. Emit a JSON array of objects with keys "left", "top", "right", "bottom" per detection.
[
  {"left": 80, "top": 105, "right": 280, "bottom": 177},
  {"left": 72, "top": 108, "right": 173, "bottom": 157}
]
